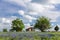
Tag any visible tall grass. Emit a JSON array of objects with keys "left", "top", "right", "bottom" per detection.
[
  {"left": 0, "top": 32, "right": 60, "bottom": 40},
  {"left": 0, "top": 35, "right": 60, "bottom": 40}
]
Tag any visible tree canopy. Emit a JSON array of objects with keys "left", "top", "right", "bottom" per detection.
[
  {"left": 54, "top": 25, "right": 59, "bottom": 31},
  {"left": 34, "top": 16, "right": 51, "bottom": 32},
  {"left": 11, "top": 18, "right": 24, "bottom": 32},
  {"left": 3, "top": 28, "right": 7, "bottom": 32}
]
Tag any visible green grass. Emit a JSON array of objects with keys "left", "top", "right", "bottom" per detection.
[
  {"left": 0, "top": 36, "right": 59, "bottom": 40},
  {"left": 0, "top": 32, "right": 60, "bottom": 40}
]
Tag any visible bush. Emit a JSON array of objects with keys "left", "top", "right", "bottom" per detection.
[{"left": 3, "top": 28, "right": 8, "bottom": 32}]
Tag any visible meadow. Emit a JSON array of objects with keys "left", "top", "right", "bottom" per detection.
[{"left": 0, "top": 32, "right": 60, "bottom": 40}]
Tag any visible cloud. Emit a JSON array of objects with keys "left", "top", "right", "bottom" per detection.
[
  {"left": 27, "top": 3, "right": 45, "bottom": 12},
  {"left": 24, "top": 15, "right": 36, "bottom": 22},
  {"left": 44, "top": 4, "right": 55, "bottom": 10},
  {"left": 32, "top": 0, "right": 60, "bottom": 4},
  {"left": 24, "top": 23, "right": 30, "bottom": 29},
  {"left": 25, "top": 15, "right": 32, "bottom": 20},
  {"left": 0, "top": 16, "right": 17, "bottom": 31},
  {"left": 28, "top": 11, "right": 38, "bottom": 16},
  {"left": 24, "top": 23, "right": 33, "bottom": 29},
  {"left": 49, "top": 0, "right": 60, "bottom": 4},
  {"left": 18, "top": 10, "right": 25, "bottom": 16},
  {"left": 2, "top": 18, "right": 11, "bottom": 23},
  {"left": 32, "top": 0, "right": 49, "bottom": 4},
  {"left": 3, "top": 0, "right": 31, "bottom": 7}
]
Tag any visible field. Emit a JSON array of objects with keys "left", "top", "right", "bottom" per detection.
[{"left": 0, "top": 32, "right": 60, "bottom": 40}]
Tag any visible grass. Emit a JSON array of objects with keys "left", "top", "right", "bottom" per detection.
[{"left": 0, "top": 32, "right": 60, "bottom": 40}]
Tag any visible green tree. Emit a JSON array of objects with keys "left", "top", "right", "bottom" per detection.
[
  {"left": 34, "top": 16, "right": 51, "bottom": 32},
  {"left": 3, "top": 28, "right": 7, "bottom": 32},
  {"left": 54, "top": 25, "right": 59, "bottom": 31},
  {"left": 11, "top": 18, "right": 24, "bottom": 32}
]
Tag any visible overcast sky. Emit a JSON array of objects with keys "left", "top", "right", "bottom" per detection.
[{"left": 0, "top": 0, "right": 60, "bottom": 31}]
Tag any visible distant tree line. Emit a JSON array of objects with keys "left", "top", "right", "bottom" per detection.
[{"left": 2, "top": 16, "right": 59, "bottom": 32}]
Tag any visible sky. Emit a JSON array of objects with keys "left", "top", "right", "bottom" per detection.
[{"left": 0, "top": 0, "right": 60, "bottom": 31}]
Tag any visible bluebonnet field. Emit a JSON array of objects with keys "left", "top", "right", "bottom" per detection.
[{"left": 0, "top": 32, "right": 60, "bottom": 40}]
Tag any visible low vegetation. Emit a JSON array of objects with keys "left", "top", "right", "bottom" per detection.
[{"left": 0, "top": 32, "right": 60, "bottom": 40}]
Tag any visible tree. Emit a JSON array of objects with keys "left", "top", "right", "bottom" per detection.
[
  {"left": 54, "top": 25, "right": 59, "bottom": 31},
  {"left": 3, "top": 28, "right": 7, "bottom": 32},
  {"left": 11, "top": 18, "right": 24, "bottom": 32},
  {"left": 34, "top": 16, "right": 51, "bottom": 32}
]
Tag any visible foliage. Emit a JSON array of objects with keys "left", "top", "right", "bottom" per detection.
[
  {"left": 54, "top": 25, "right": 59, "bottom": 31},
  {"left": 11, "top": 18, "right": 24, "bottom": 32},
  {"left": 3, "top": 28, "right": 7, "bottom": 32},
  {"left": 34, "top": 16, "right": 51, "bottom": 32}
]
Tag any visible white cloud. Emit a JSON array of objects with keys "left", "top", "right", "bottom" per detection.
[
  {"left": 24, "top": 15, "right": 36, "bottom": 20},
  {"left": 2, "top": 16, "right": 17, "bottom": 24},
  {"left": 6, "top": 20, "right": 11, "bottom": 23},
  {"left": 24, "top": 23, "right": 30, "bottom": 29},
  {"left": 21, "top": 14, "right": 37, "bottom": 23},
  {"left": 25, "top": 15, "right": 32, "bottom": 20},
  {"left": 4, "top": 0, "right": 25, "bottom": 6},
  {"left": 24, "top": 23, "right": 30, "bottom": 26},
  {"left": 39, "top": 11, "right": 60, "bottom": 22},
  {"left": 18, "top": 10, "right": 25, "bottom": 16},
  {"left": 29, "top": 11, "right": 38, "bottom": 16},
  {"left": 43, "top": 12, "right": 59, "bottom": 19},
  {"left": 0, "top": 16, "right": 17, "bottom": 31},
  {"left": 28, "top": 3, "right": 45, "bottom": 12},
  {"left": 50, "top": 20, "right": 57, "bottom": 22},
  {"left": 49, "top": 0, "right": 60, "bottom": 4},
  {"left": 2, "top": 18, "right": 6, "bottom": 22},
  {"left": 3, "top": 0, "right": 31, "bottom": 7},
  {"left": 23, "top": 0, "right": 32, "bottom": 3},
  {"left": 32, "top": 0, "right": 49, "bottom": 4},
  {"left": 32, "top": 0, "right": 60, "bottom": 4},
  {"left": 44, "top": 4, "right": 55, "bottom": 10},
  {"left": 24, "top": 23, "right": 33, "bottom": 29},
  {"left": 2, "top": 18, "right": 11, "bottom": 23}
]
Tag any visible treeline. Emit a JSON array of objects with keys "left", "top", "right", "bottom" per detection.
[{"left": 2, "top": 16, "right": 59, "bottom": 32}]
